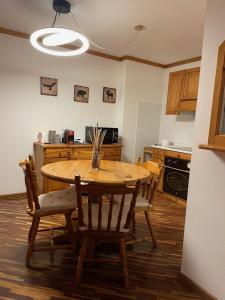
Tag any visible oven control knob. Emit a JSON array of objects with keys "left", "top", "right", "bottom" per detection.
[
  {"left": 187, "top": 162, "right": 191, "bottom": 170},
  {"left": 172, "top": 160, "right": 177, "bottom": 167},
  {"left": 167, "top": 159, "right": 172, "bottom": 166}
]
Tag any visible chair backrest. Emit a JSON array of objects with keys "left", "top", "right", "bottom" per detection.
[
  {"left": 72, "top": 150, "right": 104, "bottom": 160},
  {"left": 19, "top": 159, "right": 40, "bottom": 212},
  {"left": 28, "top": 154, "right": 40, "bottom": 195},
  {"left": 75, "top": 175, "right": 141, "bottom": 233},
  {"left": 141, "top": 160, "right": 164, "bottom": 204}
]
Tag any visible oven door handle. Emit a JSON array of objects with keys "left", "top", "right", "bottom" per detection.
[{"left": 165, "top": 165, "right": 190, "bottom": 174}]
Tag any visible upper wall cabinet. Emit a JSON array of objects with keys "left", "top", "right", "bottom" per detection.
[
  {"left": 199, "top": 40, "right": 225, "bottom": 152},
  {"left": 166, "top": 67, "right": 200, "bottom": 114}
]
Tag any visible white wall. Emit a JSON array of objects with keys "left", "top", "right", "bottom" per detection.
[
  {"left": 181, "top": 1, "right": 225, "bottom": 299},
  {"left": 0, "top": 34, "right": 164, "bottom": 194},
  {"left": 0, "top": 34, "right": 123, "bottom": 194},
  {"left": 159, "top": 62, "right": 200, "bottom": 146},
  {"left": 122, "top": 61, "right": 164, "bottom": 162}
]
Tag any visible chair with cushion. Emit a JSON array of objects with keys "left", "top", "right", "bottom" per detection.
[
  {"left": 19, "top": 158, "right": 77, "bottom": 266},
  {"left": 130, "top": 160, "right": 164, "bottom": 249},
  {"left": 74, "top": 175, "right": 141, "bottom": 287}
]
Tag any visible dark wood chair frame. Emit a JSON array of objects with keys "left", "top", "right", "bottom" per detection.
[
  {"left": 129, "top": 162, "right": 164, "bottom": 249},
  {"left": 74, "top": 175, "right": 141, "bottom": 288},
  {"left": 19, "top": 158, "right": 77, "bottom": 266}
]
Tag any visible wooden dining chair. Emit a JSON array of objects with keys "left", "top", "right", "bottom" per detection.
[
  {"left": 19, "top": 158, "right": 77, "bottom": 266},
  {"left": 130, "top": 160, "right": 164, "bottom": 249},
  {"left": 74, "top": 175, "right": 141, "bottom": 288}
]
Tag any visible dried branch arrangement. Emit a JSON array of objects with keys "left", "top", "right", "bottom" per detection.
[{"left": 89, "top": 125, "right": 107, "bottom": 169}]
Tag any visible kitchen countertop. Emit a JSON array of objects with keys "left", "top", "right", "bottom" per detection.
[{"left": 151, "top": 145, "right": 192, "bottom": 154}]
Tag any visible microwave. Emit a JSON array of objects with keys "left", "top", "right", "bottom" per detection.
[{"left": 85, "top": 126, "right": 118, "bottom": 144}]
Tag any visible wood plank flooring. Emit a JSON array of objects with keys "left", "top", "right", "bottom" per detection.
[{"left": 0, "top": 193, "right": 201, "bottom": 300}]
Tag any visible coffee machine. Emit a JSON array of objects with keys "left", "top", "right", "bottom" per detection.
[{"left": 62, "top": 129, "right": 74, "bottom": 144}]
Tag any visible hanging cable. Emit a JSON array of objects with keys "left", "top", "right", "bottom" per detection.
[
  {"left": 51, "top": 12, "right": 59, "bottom": 27},
  {"left": 70, "top": 11, "right": 144, "bottom": 52}
]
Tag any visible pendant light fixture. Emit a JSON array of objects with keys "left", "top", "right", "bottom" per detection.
[
  {"left": 30, "top": 0, "right": 145, "bottom": 57},
  {"left": 30, "top": 0, "right": 90, "bottom": 56}
]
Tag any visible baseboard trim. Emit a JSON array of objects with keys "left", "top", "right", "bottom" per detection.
[
  {"left": 0, "top": 193, "right": 26, "bottom": 200},
  {"left": 178, "top": 272, "right": 219, "bottom": 300}
]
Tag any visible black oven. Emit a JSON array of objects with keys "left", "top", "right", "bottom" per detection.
[{"left": 163, "top": 156, "right": 190, "bottom": 200}]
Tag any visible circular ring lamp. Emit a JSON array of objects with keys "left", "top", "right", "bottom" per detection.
[{"left": 30, "top": 0, "right": 89, "bottom": 56}]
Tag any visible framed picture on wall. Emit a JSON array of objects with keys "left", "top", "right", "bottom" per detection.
[
  {"left": 40, "top": 77, "right": 58, "bottom": 96},
  {"left": 103, "top": 87, "right": 116, "bottom": 103},
  {"left": 74, "top": 85, "right": 89, "bottom": 103}
]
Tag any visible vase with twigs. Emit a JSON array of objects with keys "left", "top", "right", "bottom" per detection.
[{"left": 89, "top": 125, "right": 107, "bottom": 169}]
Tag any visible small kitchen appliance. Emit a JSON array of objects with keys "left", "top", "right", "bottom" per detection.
[
  {"left": 62, "top": 129, "right": 74, "bottom": 144},
  {"left": 85, "top": 126, "right": 118, "bottom": 144}
]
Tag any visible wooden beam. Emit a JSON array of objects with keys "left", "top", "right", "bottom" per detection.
[
  {"left": 164, "top": 56, "right": 201, "bottom": 68},
  {"left": 0, "top": 26, "right": 201, "bottom": 68},
  {"left": 120, "top": 55, "right": 165, "bottom": 68},
  {"left": 0, "top": 26, "right": 29, "bottom": 39}
]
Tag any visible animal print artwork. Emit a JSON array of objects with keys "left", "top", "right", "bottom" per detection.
[
  {"left": 74, "top": 85, "right": 89, "bottom": 103},
  {"left": 40, "top": 77, "right": 58, "bottom": 96},
  {"left": 103, "top": 87, "right": 116, "bottom": 103}
]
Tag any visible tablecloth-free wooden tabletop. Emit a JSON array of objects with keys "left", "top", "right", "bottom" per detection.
[{"left": 41, "top": 160, "right": 149, "bottom": 184}]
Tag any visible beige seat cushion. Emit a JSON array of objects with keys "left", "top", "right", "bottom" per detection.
[
  {"left": 135, "top": 195, "right": 152, "bottom": 209},
  {"left": 37, "top": 188, "right": 77, "bottom": 212},
  {"left": 111, "top": 194, "right": 152, "bottom": 209},
  {"left": 80, "top": 201, "right": 130, "bottom": 233}
]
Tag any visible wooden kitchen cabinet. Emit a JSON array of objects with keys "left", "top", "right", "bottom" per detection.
[
  {"left": 33, "top": 142, "right": 123, "bottom": 193},
  {"left": 166, "top": 71, "right": 183, "bottom": 114},
  {"left": 166, "top": 67, "right": 200, "bottom": 114},
  {"left": 181, "top": 67, "right": 200, "bottom": 100}
]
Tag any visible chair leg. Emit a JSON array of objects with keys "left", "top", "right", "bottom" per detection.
[
  {"left": 119, "top": 238, "right": 129, "bottom": 288},
  {"left": 28, "top": 219, "right": 35, "bottom": 242},
  {"left": 144, "top": 211, "right": 157, "bottom": 249},
  {"left": 26, "top": 217, "right": 40, "bottom": 266},
  {"left": 132, "top": 212, "right": 136, "bottom": 234},
  {"left": 75, "top": 237, "right": 89, "bottom": 286},
  {"left": 87, "top": 239, "right": 96, "bottom": 259},
  {"left": 65, "top": 212, "right": 77, "bottom": 252}
]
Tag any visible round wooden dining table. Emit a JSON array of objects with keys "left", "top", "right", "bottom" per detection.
[{"left": 41, "top": 160, "right": 150, "bottom": 184}]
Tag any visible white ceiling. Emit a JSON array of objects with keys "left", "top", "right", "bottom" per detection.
[{"left": 0, "top": 0, "right": 207, "bottom": 64}]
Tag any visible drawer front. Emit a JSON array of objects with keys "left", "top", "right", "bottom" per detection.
[
  {"left": 45, "top": 157, "right": 70, "bottom": 164},
  {"left": 102, "top": 147, "right": 121, "bottom": 156},
  {"left": 152, "top": 153, "right": 164, "bottom": 160},
  {"left": 103, "top": 155, "right": 120, "bottom": 161},
  {"left": 45, "top": 149, "right": 72, "bottom": 159},
  {"left": 151, "top": 149, "right": 165, "bottom": 156},
  {"left": 152, "top": 157, "right": 164, "bottom": 166},
  {"left": 165, "top": 150, "right": 191, "bottom": 160}
]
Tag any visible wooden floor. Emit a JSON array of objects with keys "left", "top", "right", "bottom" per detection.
[{"left": 0, "top": 193, "right": 201, "bottom": 300}]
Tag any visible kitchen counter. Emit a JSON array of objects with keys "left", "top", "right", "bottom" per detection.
[{"left": 151, "top": 145, "right": 192, "bottom": 154}]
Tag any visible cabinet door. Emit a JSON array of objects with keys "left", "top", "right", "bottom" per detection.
[
  {"left": 166, "top": 71, "right": 183, "bottom": 114},
  {"left": 181, "top": 67, "right": 200, "bottom": 100}
]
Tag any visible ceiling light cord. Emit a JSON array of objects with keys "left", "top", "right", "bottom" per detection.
[
  {"left": 70, "top": 11, "right": 141, "bottom": 52},
  {"left": 51, "top": 12, "right": 59, "bottom": 27}
]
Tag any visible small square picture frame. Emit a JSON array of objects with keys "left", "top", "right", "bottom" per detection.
[
  {"left": 40, "top": 77, "right": 58, "bottom": 96},
  {"left": 103, "top": 87, "right": 116, "bottom": 103},
  {"left": 74, "top": 85, "right": 89, "bottom": 103}
]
